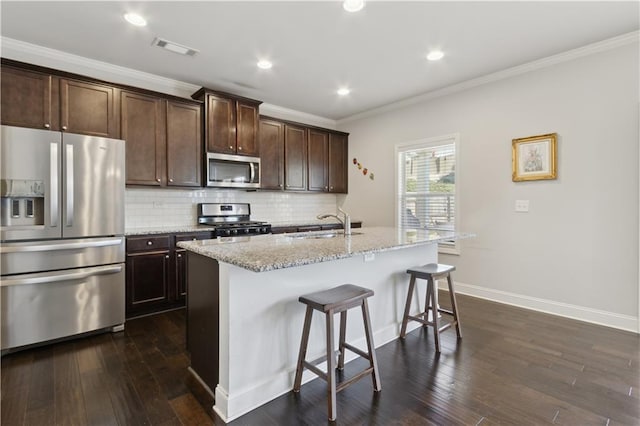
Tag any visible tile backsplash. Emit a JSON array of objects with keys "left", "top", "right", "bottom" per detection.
[{"left": 125, "top": 188, "right": 339, "bottom": 229}]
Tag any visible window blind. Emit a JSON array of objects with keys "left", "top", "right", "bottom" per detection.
[{"left": 398, "top": 141, "right": 456, "bottom": 234}]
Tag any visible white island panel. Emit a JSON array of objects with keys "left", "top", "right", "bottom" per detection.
[{"left": 215, "top": 243, "right": 437, "bottom": 421}]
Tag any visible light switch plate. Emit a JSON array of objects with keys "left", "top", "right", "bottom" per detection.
[
  {"left": 364, "top": 253, "right": 375, "bottom": 262},
  {"left": 515, "top": 200, "right": 529, "bottom": 212}
]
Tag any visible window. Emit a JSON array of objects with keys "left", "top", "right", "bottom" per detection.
[{"left": 395, "top": 133, "right": 459, "bottom": 254}]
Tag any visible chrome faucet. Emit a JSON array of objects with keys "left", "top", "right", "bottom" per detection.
[{"left": 317, "top": 207, "right": 351, "bottom": 235}]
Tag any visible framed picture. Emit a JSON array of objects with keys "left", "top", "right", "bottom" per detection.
[{"left": 512, "top": 133, "right": 557, "bottom": 182}]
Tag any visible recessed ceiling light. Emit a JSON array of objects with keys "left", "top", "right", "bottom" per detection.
[
  {"left": 257, "top": 60, "right": 273, "bottom": 70},
  {"left": 343, "top": 0, "right": 365, "bottom": 13},
  {"left": 337, "top": 87, "right": 351, "bottom": 96},
  {"left": 426, "top": 50, "right": 445, "bottom": 61},
  {"left": 124, "top": 13, "right": 147, "bottom": 27}
]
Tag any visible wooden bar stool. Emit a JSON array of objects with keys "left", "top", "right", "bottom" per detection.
[
  {"left": 293, "top": 284, "right": 382, "bottom": 421},
  {"left": 400, "top": 263, "right": 462, "bottom": 353}
]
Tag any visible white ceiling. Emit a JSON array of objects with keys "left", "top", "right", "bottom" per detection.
[{"left": 1, "top": 1, "right": 638, "bottom": 121}]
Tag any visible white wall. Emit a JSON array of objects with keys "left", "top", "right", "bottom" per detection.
[{"left": 339, "top": 42, "right": 639, "bottom": 331}]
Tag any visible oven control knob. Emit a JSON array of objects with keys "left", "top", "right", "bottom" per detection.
[
  {"left": 231, "top": 229, "right": 238, "bottom": 235},
  {"left": 262, "top": 227, "right": 269, "bottom": 234},
  {"left": 244, "top": 229, "right": 250, "bottom": 234},
  {"left": 223, "top": 229, "right": 231, "bottom": 237}
]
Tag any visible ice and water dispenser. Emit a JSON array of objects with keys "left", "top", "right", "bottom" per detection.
[{"left": 0, "top": 179, "right": 45, "bottom": 227}]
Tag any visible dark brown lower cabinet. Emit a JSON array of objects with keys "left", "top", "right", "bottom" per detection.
[{"left": 126, "top": 231, "right": 213, "bottom": 318}]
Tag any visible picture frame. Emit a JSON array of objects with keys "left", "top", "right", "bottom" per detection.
[{"left": 512, "top": 133, "right": 557, "bottom": 182}]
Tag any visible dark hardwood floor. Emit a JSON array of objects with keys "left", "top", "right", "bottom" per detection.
[{"left": 2, "top": 293, "right": 638, "bottom": 425}]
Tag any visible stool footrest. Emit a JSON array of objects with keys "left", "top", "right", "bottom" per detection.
[
  {"left": 342, "top": 342, "right": 370, "bottom": 361},
  {"left": 438, "top": 322, "right": 455, "bottom": 333},
  {"left": 303, "top": 361, "right": 328, "bottom": 381},
  {"left": 407, "top": 314, "right": 433, "bottom": 326},
  {"left": 437, "top": 308, "right": 454, "bottom": 316},
  {"left": 335, "top": 367, "right": 374, "bottom": 393}
]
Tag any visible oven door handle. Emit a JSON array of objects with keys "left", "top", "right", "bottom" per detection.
[{"left": 0, "top": 264, "right": 123, "bottom": 287}]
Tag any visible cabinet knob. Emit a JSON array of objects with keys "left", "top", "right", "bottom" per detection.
[
  {"left": 229, "top": 145, "right": 234, "bottom": 149},
  {"left": 177, "top": 253, "right": 182, "bottom": 258},
  {"left": 165, "top": 255, "right": 170, "bottom": 259},
  {"left": 169, "top": 178, "right": 173, "bottom": 183},
  {"left": 330, "top": 186, "right": 334, "bottom": 190},
  {"left": 156, "top": 178, "right": 161, "bottom": 183},
  {"left": 279, "top": 184, "right": 283, "bottom": 188},
  {"left": 325, "top": 186, "right": 328, "bottom": 190},
  {"left": 62, "top": 126, "right": 67, "bottom": 131},
  {"left": 147, "top": 241, "right": 153, "bottom": 246},
  {"left": 44, "top": 123, "right": 50, "bottom": 129},
  {"left": 238, "top": 146, "right": 243, "bottom": 151}
]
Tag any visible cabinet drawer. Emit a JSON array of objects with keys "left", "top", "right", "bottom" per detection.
[
  {"left": 175, "top": 232, "right": 213, "bottom": 246},
  {"left": 126, "top": 235, "right": 171, "bottom": 253}
]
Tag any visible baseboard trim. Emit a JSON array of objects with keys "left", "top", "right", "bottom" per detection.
[{"left": 445, "top": 281, "right": 639, "bottom": 333}]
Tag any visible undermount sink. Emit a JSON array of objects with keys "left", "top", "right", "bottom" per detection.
[{"left": 287, "top": 231, "right": 363, "bottom": 240}]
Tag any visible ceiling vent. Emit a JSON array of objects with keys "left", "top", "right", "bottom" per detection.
[{"left": 152, "top": 37, "right": 199, "bottom": 56}]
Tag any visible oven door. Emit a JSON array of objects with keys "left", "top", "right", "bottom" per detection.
[{"left": 206, "top": 153, "right": 260, "bottom": 189}]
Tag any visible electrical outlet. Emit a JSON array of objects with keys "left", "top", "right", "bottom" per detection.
[
  {"left": 515, "top": 200, "right": 529, "bottom": 212},
  {"left": 364, "top": 253, "right": 375, "bottom": 262}
]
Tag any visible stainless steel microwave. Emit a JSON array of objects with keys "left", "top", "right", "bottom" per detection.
[{"left": 206, "top": 152, "right": 260, "bottom": 189}]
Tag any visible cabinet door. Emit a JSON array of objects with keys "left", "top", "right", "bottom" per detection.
[
  {"left": 1, "top": 67, "right": 58, "bottom": 130},
  {"left": 121, "top": 91, "right": 165, "bottom": 186},
  {"left": 307, "top": 129, "right": 329, "bottom": 192},
  {"left": 60, "top": 79, "right": 119, "bottom": 138},
  {"left": 126, "top": 251, "right": 171, "bottom": 317},
  {"left": 206, "top": 94, "right": 236, "bottom": 154},
  {"left": 328, "top": 133, "right": 348, "bottom": 193},
  {"left": 284, "top": 125, "right": 307, "bottom": 191},
  {"left": 236, "top": 101, "right": 259, "bottom": 156},
  {"left": 259, "top": 119, "right": 284, "bottom": 190},
  {"left": 166, "top": 100, "right": 202, "bottom": 187}
]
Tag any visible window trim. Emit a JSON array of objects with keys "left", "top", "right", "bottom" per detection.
[{"left": 394, "top": 133, "right": 461, "bottom": 255}]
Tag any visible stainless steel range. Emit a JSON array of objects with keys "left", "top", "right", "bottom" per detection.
[{"left": 198, "top": 203, "right": 271, "bottom": 237}]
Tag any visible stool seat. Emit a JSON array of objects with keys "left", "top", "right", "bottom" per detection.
[
  {"left": 294, "top": 284, "right": 381, "bottom": 421},
  {"left": 407, "top": 263, "right": 455, "bottom": 279},
  {"left": 299, "top": 284, "right": 374, "bottom": 313},
  {"left": 400, "top": 263, "right": 462, "bottom": 353}
]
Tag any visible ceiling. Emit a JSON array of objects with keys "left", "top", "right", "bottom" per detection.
[{"left": 1, "top": 1, "right": 638, "bottom": 121}]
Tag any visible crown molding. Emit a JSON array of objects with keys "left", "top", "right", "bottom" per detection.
[
  {"left": 337, "top": 30, "right": 640, "bottom": 126},
  {"left": 259, "top": 103, "right": 337, "bottom": 129},
  {"left": 1, "top": 37, "right": 201, "bottom": 98}
]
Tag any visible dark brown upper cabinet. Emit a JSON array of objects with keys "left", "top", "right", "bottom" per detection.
[
  {"left": 121, "top": 91, "right": 166, "bottom": 186},
  {"left": 192, "top": 88, "right": 262, "bottom": 157},
  {"left": 1, "top": 66, "right": 58, "bottom": 130},
  {"left": 122, "top": 90, "right": 202, "bottom": 187},
  {"left": 258, "top": 115, "right": 349, "bottom": 193},
  {"left": 307, "top": 129, "right": 329, "bottom": 192},
  {"left": 329, "top": 133, "right": 349, "bottom": 193},
  {"left": 166, "top": 100, "right": 202, "bottom": 187},
  {"left": 259, "top": 118, "right": 285, "bottom": 190},
  {"left": 284, "top": 124, "right": 308, "bottom": 191},
  {"left": 1, "top": 65, "right": 119, "bottom": 138},
  {"left": 59, "top": 78, "right": 119, "bottom": 138}
]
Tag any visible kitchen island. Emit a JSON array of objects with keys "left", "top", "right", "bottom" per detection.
[{"left": 178, "top": 227, "right": 470, "bottom": 422}]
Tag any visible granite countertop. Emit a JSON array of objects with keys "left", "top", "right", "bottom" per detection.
[
  {"left": 125, "top": 226, "right": 216, "bottom": 236},
  {"left": 177, "top": 226, "right": 473, "bottom": 273},
  {"left": 125, "top": 219, "right": 363, "bottom": 236}
]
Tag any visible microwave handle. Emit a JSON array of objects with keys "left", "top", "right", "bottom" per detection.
[{"left": 250, "top": 162, "right": 256, "bottom": 183}]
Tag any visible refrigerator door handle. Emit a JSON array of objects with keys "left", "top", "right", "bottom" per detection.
[
  {"left": 50, "top": 142, "right": 59, "bottom": 227},
  {"left": 0, "top": 237, "right": 124, "bottom": 254},
  {"left": 65, "top": 143, "right": 74, "bottom": 227},
  {"left": 0, "top": 264, "right": 123, "bottom": 287}
]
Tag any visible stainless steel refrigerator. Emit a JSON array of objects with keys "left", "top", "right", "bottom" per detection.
[{"left": 0, "top": 125, "right": 125, "bottom": 352}]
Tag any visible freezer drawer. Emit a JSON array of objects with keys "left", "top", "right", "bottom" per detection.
[
  {"left": 0, "top": 236, "right": 125, "bottom": 275},
  {"left": 1, "top": 263, "right": 125, "bottom": 351}
]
